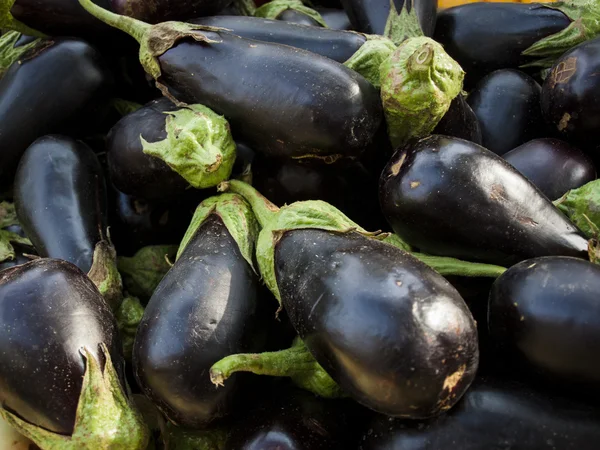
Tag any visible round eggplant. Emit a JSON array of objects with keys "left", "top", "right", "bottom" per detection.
[
  {"left": 14, "top": 135, "right": 107, "bottom": 274},
  {"left": 379, "top": 135, "right": 589, "bottom": 267},
  {"left": 110, "top": 0, "right": 231, "bottom": 23},
  {"left": 432, "top": 94, "right": 482, "bottom": 145},
  {"left": 489, "top": 256, "right": 600, "bottom": 389},
  {"left": 467, "top": 69, "right": 546, "bottom": 156},
  {"left": 503, "top": 138, "right": 596, "bottom": 200}
]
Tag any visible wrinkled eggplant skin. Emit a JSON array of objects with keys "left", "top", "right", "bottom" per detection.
[
  {"left": 277, "top": 9, "right": 322, "bottom": 27},
  {"left": 0, "top": 259, "right": 123, "bottom": 435},
  {"left": 503, "top": 138, "right": 596, "bottom": 200},
  {"left": 541, "top": 37, "right": 600, "bottom": 153},
  {"left": 432, "top": 95, "right": 482, "bottom": 145},
  {"left": 489, "top": 256, "right": 600, "bottom": 389},
  {"left": 0, "top": 38, "right": 113, "bottom": 190},
  {"left": 379, "top": 135, "right": 589, "bottom": 267},
  {"left": 341, "top": 0, "right": 437, "bottom": 37},
  {"left": 107, "top": 98, "right": 189, "bottom": 201},
  {"left": 360, "top": 377, "right": 600, "bottom": 450},
  {"left": 158, "top": 31, "right": 382, "bottom": 160},
  {"left": 434, "top": 3, "right": 570, "bottom": 86},
  {"left": 134, "top": 215, "right": 266, "bottom": 428},
  {"left": 276, "top": 229, "right": 478, "bottom": 418},
  {"left": 14, "top": 136, "right": 107, "bottom": 274},
  {"left": 111, "top": 0, "right": 231, "bottom": 23},
  {"left": 191, "top": 16, "right": 365, "bottom": 63},
  {"left": 467, "top": 70, "right": 546, "bottom": 156},
  {"left": 315, "top": 7, "right": 353, "bottom": 30}
]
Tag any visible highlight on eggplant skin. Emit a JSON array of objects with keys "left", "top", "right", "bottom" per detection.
[
  {"left": 432, "top": 94, "right": 482, "bottom": 146},
  {"left": 379, "top": 135, "right": 589, "bottom": 267}
]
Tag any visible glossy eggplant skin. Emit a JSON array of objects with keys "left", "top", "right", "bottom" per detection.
[
  {"left": 340, "top": 0, "right": 437, "bottom": 37},
  {"left": 277, "top": 9, "right": 322, "bottom": 27},
  {"left": 14, "top": 136, "right": 107, "bottom": 275},
  {"left": 315, "top": 7, "right": 353, "bottom": 30},
  {"left": 191, "top": 16, "right": 365, "bottom": 65},
  {"left": 503, "top": 138, "right": 596, "bottom": 200},
  {"left": 107, "top": 98, "right": 189, "bottom": 201},
  {"left": 434, "top": 3, "right": 570, "bottom": 86},
  {"left": 360, "top": 377, "right": 600, "bottom": 450},
  {"left": 467, "top": 70, "right": 546, "bottom": 156},
  {"left": 0, "top": 259, "right": 123, "bottom": 435},
  {"left": 379, "top": 135, "right": 589, "bottom": 267},
  {"left": 432, "top": 94, "right": 482, "bottom": 145},
  {"left": 0, "top": 38, "right": 112, "bottom": 190},
  {"left": 541, "top": 37, "right": 600, "bottom": 153},
  {"left": 489, "top": 256, "right": 600, "bottom": 389},
  {"left": 276, "top": 229, "right": 479, "bottom": 418},
  {"left": 111, "top": 0, "right": 231, "bottom": 23},
  {"left": 158, "top": 31, "right": 382, "bottom": 161},
  {"left": 133, "top": 214, "right": 265, "bottom": 428}
]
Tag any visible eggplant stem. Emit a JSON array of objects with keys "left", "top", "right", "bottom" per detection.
[
  {"left": 78, "top": 0, "right": 150, "bottom": 44},
  {"left": 220, "top": 180, "right": 280, "bottom": 228},
  {"left": 412, "top": 253, "right": 506, "bottom": 278}
]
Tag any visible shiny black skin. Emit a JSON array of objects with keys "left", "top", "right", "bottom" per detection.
[
  {"left": 14, "top": 136, "right": 107, "bottom": 275},
  {"left": 360, "top": 376, "right": 600, "bottom": 450},
  {"left": 434, "top": 3, "right": 570, "bottom": 86},
  {"left": 379, "top": 135, "right": 589, "bottom": 267},
  {"left": 191, "top": 17, "right": 366, "bottom": 66},
  {"left": 541, "top": 37, "right": 600, "bottom": 153},
  {"left": 277, "top": 9, "right": 322, "bottom": 27},
  {"left": 0, "top": 259, "right": 123, "bottom": 434},
  {"left": 0, "top": 38, "right": 112, "bottom": 190},
  {"left": 133, "top": 215, "right": 266, "bottom": 428},
  {"left": 158, "top": 31, "right": 382, "bottom": 160},
  {"left": 489, "top": 256, "right": 600, "bottom": 389},
  {"left": 107, "top": 98, "right": 189, "bottom": 201},
  {"left": 111, "top": 0, "right": 231, "bottom": 23},
  {"left": 315, "top": 7, "right": 353, "bottom": 30},
  {"left": 503, "top": 138, "right": 596, "bottom": 200},
  {"left": 276, "top": 229, "right": 479, "bottom": 418},
  {"left": 432, "top": 94, "right": 482, "bottom": 145},
  {"left": 467, "top": 69, "right": 546, "bottom": 156}
]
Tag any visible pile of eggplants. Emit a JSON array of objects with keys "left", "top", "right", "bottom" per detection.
[{"left": 1, "top": 0, "right": 600, "bottom": 448}]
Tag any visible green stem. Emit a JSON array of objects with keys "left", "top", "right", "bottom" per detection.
[
  {"left": 0, "top": 1, "right": 46, "bottom": 37},
  {"left": 218, "top": 180, "right": 279, "bottom": 229},
  {"left": 78, "top": 0, "right": 150, "bottom": 44},
  {"left": 412, "top": 253, "right": 506, "bottom": 278}
]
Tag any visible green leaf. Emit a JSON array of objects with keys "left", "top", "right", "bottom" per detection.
[
  {"left": 254, "top": 0, "right": 328, "bottom": 27},
  {"left": 0, "top": 230, "right": 31, "bottom": 263},
  {"left": 344, "top": 35, "right": 396, "bottom": 88},
  {"left": 553, "top": 179, "right": 600, "bottom": 239},
  {"left": 115, "top": 297, "right": 145, "bottom": 361}
]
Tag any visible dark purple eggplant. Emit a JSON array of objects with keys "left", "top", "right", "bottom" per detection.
[
  {"left": 379, "top": 135, "right": 589, "bottom": 267},
  {"left": 133, "top": 194, "right": 267, "bottom": 428},
  {"left": 110, "top": 0, "right": 231, "bottom": 23},
  {"left": 80, "top": 1, "right": 383, "bottom": 163},
  {"left": 253, "top": 0, "right": 328, "bottom": 27},
  {"left": 489, "top": 256, "right": 600, "bottom": 390},
  {"left": 277, "top": 9, "right": 322, "bottom": 27},
  {"left": 467, "top": 69, "right": 546, "bottom": 156},
  {"left": 541, "top": 37, "right": 600, "bottom": 153},
  {"left": 360, "top": 376, "right": 600, "bottom": 450},
  {"left": 0, "top": 38, "right": 113, "bottom": 190},
  {"left": 0, "top": 259, "right": 148, "bottom": 448},
  {"left": 315, "top": 7, "right": 353, "bottom": 30},
  {"left": 503, "top": 138, "right": 596, "bottom": 200},
  {"left": 432, "top": 94, "right": 482, "bottom": 145}
]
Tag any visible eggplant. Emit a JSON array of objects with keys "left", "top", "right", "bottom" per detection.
[
  {"left": 503, "top": 138, "right": 596, "bottom": 200},
  {"left": 0, "top": 252, "right": 30, "bottom": 271},
  {"left": 0, "top": 259, "right": 148, "bottom": 448},
  {"left": 276, "top": 8, "right": 321, "bottom": 27},
  {"left": 133, "top": 194, "right": 267, "bottom": 428},
  {"left": 432, "top": 94, "right": 482, "bottom": 145},
  {"left": 379, "top": 135, "right": 589, "bottom": 267},
  {"left": 489, "top": 256, "right": 600, "bottom": 390},
  {"left": 467, "top": 69, "right": 546, "bottom": 156},
  {"left": 541, "top": 37, "right": 600, "bottom": 153},
  {"left": 110, "top": 0, "right": 231, "bottom": 23},
  {"left": 80, "top": 1, "right": 383, "bottom": 163},
  {"left": 0, "top": 37, "right": 113, "bottom": 190},
  {"left": 253, "top": 0, "right": 327, "bottom": 27},
  {"left": 360, "top": 376, "right": 600, "bottom": 450},
  {"left": 315, "top": 7, "right": 353, "bottom": 30}
]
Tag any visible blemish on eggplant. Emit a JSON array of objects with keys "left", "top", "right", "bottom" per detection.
[
  {"left": 410, "top": 181, "right": 421, "bottom": 189},
  {"left": 558, "top": 112, "right": 571, "bottom": 131},
  {"left": 550, "top": 57, "right": 577, "bottom": 89},
  {"left": 390, "top": 153, "right": 407, "bottom": 177}
]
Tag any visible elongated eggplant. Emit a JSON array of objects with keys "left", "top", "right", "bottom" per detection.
[
  {"left": 467, "top": 69, "right": 546, "bottom": 156},
  {"left": 80, "top": 1, "right": 383, "bottom": 162},
  {"left": 432, "top": 94, "right": 482, "bottom": 145},
  {"left": 503, "top": 138, "right": 596, "bottom": 200},
  {"left": 360, "top": 376, "right": 600, "bottom": 450},
  {"left": 379, "top": 135, "right": 589, "bottom": 267},
  {"left": 315, "top": 7, "right": 352, "bottom": 30},
  {"left": 0, "top": 259, "right": 148, "bottom": 448},
  {"left": 110, "top": 0, "right": 231, "bottom": 23},
  {"left": 133, "top": 194, "right": 267, "bottom": 428},
  {"left": 0, "top": 38, "right": 112, "bottom": 190}
]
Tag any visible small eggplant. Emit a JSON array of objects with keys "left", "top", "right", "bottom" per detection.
[
  {"left": 110, "top": 0, "right": 231, "bottom": 23},
  {"left": 133, "top": 194, "right": 267, "bottom": 428},
  {"left": 80, "top": 1, "right": 383, "bottom": 163},
  {"left": 503, "top": 138, "right": 596, "bottom": 200},
  {"left": 467, "top": 69, "right": 546, "bottom": 156},
  {"left": 432, "top": 94, "right": 482, "bottom": 145},
  {"left": 254, "top": 0, "right": 327, "bottom": 27},
  {"left": 379, "top": 135, "right": 589, "bottom": 267},
  {"left": 489, "top": 256, "right": 600, "bottom": 390},
  {"left": 0, "top": 259, "right": 148, "bottom": 449}
]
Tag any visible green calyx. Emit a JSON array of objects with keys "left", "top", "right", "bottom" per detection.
[
  {"left": 554, "top": 179, "right": 600, "bottom": 239},
  {"left": 87, "top": 240, "right": 123, "bottom": 311},
  {"left": 116, "top": 296, "right": 145, "bottom": 362},
  {"left": 177, "top": 193, "right": 259, "bottom": 270},
  {"left": 380, "top": 36, "right": 464, "bottom": 148},
  {"left": 0, "top": 31, "right": 41, "bottom": 79},
  {"left": 521, "top": 0, "right": 600, "bottom": 69},
  {"left": 384, "top": 0, "right": 425, "bottom": 45},
  {"left": 162, "top": 422, "right": 228, "bottom": 450},
  {"left": 142, "top": 104, "right": 236, "bottom": 189},
  {"left": 0, "top": 0, "right": 46, "bottom": 37},
  {"left": 111, "top": 98, "right": 143, "bottom": 116},
  {"left": 118, "top": 245, "right": 177, "bottom": 301},
  {"left": 210, "top": 337, "right": 345, "bottom": 399},
  {"left": 344, "top": 35, "right": 396, "bottom": 88},
  {"left": 254, "top": 0, "right": 328, "bottom": 27},
  {"left": 0, "top": 344, "right": 149, "bottom": 450},
  {"left": 0, "top": 201, "right": 32, "bottom": 263}
]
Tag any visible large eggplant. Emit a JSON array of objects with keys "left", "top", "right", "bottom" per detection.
[{"left": 379, "top": 135, "right": 589, "bottom": 267}]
